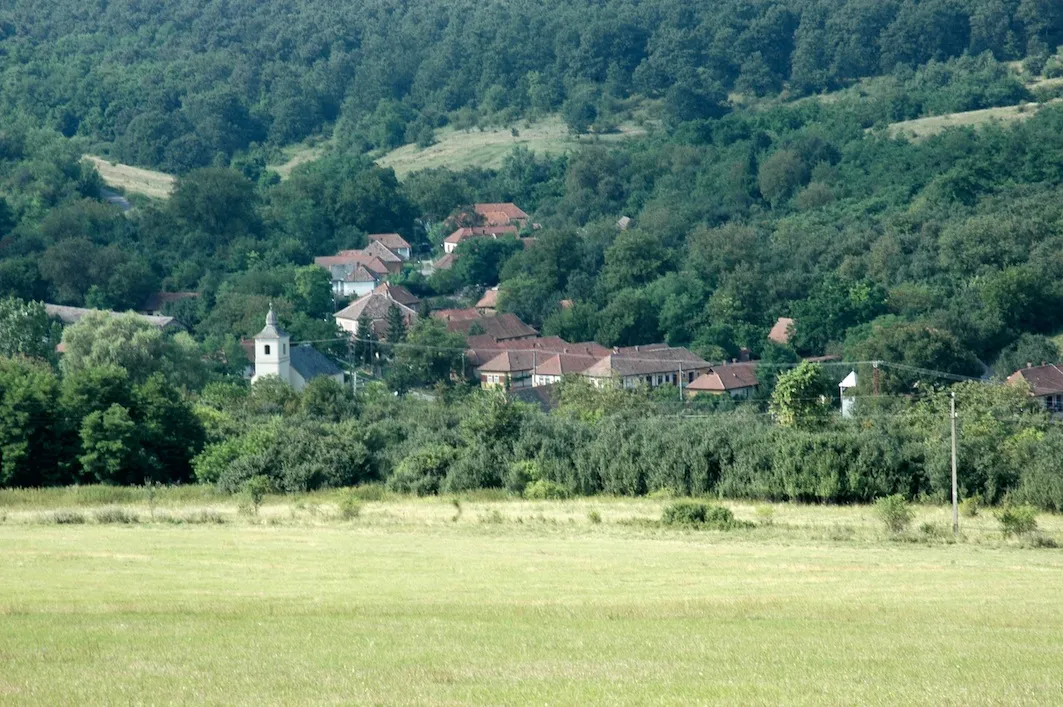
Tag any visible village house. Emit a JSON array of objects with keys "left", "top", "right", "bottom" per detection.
[
  {"left": 362, "top": 241, "right": 404, "bottom": 273},
  {"left": 314, "top": 252, "right": 388, "bottom": 297},
  {"left": 367, "top": 233, "right": 412, "bottom": 260},
  {"left": 769, "top": 317, "right": 795, "bottom": 346},
  {"left": 252, "top": 306, "right": 344, "bottom": 392},
  {"left": 581, "top": 346, "right": 713, "bottom": 389},
  {"left": 1007, "top": 363, "right": 1063, "bottom": 413},
  {"left": 334, "top": 287, "right": 419, "bottom": 338},
  {"left": 686, "top": 364, "right": 760, "bottom": 399},
  {"left": 443, "top": 225, "right": 518, "bottom": 253},
  {"left": 432, "top": 253, "right": 457, "bottom": 271},
  {"left": 475, "top": 288, "right": 499, "bottom": 315},
  {"left": 437, "top": 311, "right": 538, "bottom": 342},
  {"left": 314, "top": 237, "right": 410, "bottom": 297}
]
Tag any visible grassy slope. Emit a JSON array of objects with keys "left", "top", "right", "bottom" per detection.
[
  {"left": 884, "top": 100, "right": 1061, "bottom": 140},
  {"left": 1, "top": 495, "right": 1061, "bottom": 705},
  {"left": 82, "top": 155, "right": 175, "bottom": 199},
  {"left": 376, "top": 116, "right": 646, "bottom": 178}
]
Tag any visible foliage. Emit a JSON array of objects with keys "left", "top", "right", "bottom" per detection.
[
  {"left": 243, "top": 475, "right": 273, "bottom": 516},
  {"left": 874, "top": 495, "right": 914, "bottom": 534},
  {"left": 770, "top": 362, "right": 831, "bottom": 429},
  {"left": 523, "top": 480, "right": 570, "bottom": 500},
  {"left": 339, "top": 494, "right": 362, "bottom": 520},
  {"left": 661, "top": 501, "right": 739, "bottom": 530},
  {"left": 0, "top": 298, "right": 61, "bottom": 362},
  {"left": 996, "top": 505, "right": 1039, "bottom": 538}
]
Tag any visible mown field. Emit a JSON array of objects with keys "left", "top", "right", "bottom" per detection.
[
  {"left": 376, "top": 116, "right": 646, "bottom": 178},
  {"left": 1, "top": 491, "right": 1061, "bottom": 705}
]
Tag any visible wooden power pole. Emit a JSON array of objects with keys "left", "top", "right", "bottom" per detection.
[{"left": 951, "top": 392, "right": 959, "bottom": 536}]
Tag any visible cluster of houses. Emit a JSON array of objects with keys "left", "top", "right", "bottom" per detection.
[
  {"left": 313, "top": 233, "right": 413, "bottom": 298},
  {"left": 469, "top": 337, "right": 761, "bottom": 398},
  {"left": 34, "top": 196, "right": 1063, "bottom": 411}
]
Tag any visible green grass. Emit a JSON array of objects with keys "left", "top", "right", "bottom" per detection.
[
  {"left": 376, "top": 115, "right": 646, "bottom": 178},
  {"left": 1, "top": 495, "right": 1061, "bottom": 704}
]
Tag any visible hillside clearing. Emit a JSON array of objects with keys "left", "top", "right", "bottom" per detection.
[
  {"left": 376, "top": 116, "right": 646, "bottom": 177},
  {"left": 268, "top": 141, "right": 329, "bottom": 180},
  {"left": 1, "top": 495, "right": 1061, "bottom": 705},
  {"left": 883, "top": 100, "right": 1063, "bottom": 140},
  {"left": 82, "top": 155, "right": 175, "bottom": 199}
]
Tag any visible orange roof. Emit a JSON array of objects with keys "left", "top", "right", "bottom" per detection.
[
  {"left": 769, "top": 317, "right": 795, "bottom": 345},
  {"left": 1007, "top": 364, "right": 1063, "bottom": 396},
  {"left": 476, "top": 288, "right": 499, "bottom": 309},
  {"left": 687, "top": 364, "right": 760, "bottom": 392},
  {"left": 444, "top": 225, "right": 518, "bottom": 245},
  {"left": 368, "top": 233, "right": 411, "bottom": 250},
  {"left": 534, "top": 353, "right": 601, "bottom": 376},
  {"left": 474, "top": 203, "right": 528, "bottom": 226},
  {"left": 433, "top": 253, "right": 457, "bottom": 270}
]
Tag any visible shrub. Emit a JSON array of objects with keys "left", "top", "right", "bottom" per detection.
[
  {"left": 588, "top": 510, "right": 602, "bottom": 524},
  {"left": 243, "top": 475, "right": 273, "bottom": 516},
  {"left": 94, "top": 507, "right": 139, "bottom": 524},
  {"left": 524, "top": 480, "right": 570, "bottom": 500},
  {"left": 959, "top": 497, "right": 980, "bottom": 518},
  {"left": 49, "top": 510, "right": 86, "bottom": 525},
  {"left": 874, "top": 495, "right": 913, "bottom": 533},
  {"left": 918, "top": 522, "right": 947, "bottom": 539},
  {"left": 339, "top": 495, "right": 362, "bottom": 520},
  {"left": 754, "top": 505, "right": 775, "bottom": 526},
  {"left": 661, "top": 501, "right": 738, "bottom": 530},
  {"left": 348, "top": 484, "right": 386, "bottom": 502},
  {"left": 997, "top": 505, "right": 1038, "bottom": 538},
  {"left": 182, "top": 510, "right": 226, "bottom": 524}
]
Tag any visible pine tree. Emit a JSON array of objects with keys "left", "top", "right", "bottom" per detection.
[
  {"left": 353, "top": 313, "right": 374, "bottom": 364},
  {"left": 385, "top": 304, "right": 407, "bottom": 344}
]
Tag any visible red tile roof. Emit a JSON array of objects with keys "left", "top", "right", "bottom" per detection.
[
  {"left": 1007, "top": 364, "right": 1063, "bottom": 396},
  {"left": 476, "top": 288, "right": 499, "bottom": 309},
  {"left": 433, "top": 253, "right": 457, "bottom": 270},
  {"left": 445, "top": 312, "right": 537, "bottom": 341},
  {"left": 534, "top": 353, "right": 601, "bottom": 376},
  {"left": 769, "top": 317, "right": 795, "bottom": 345},
  {"left": 444, "top": 225, "right": 518, "bottom": 245},
  {"left": 474, "top": 203, "right": 529, "bottom": 226},
  {"left": 688, "top": 364, "right": 760, "bottom": 392},
  {"left": 368, "top": 233, "right": 411, "bottom": 251},
  {"left": 372, "top": 282, "right": 420, "bottom": 307}
]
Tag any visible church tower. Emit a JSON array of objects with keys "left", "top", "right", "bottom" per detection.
[{"left": 252, "top": 305, "right": 290, "bottom": 385}]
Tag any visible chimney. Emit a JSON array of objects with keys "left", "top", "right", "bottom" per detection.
[
  {"left": 1028, "top": 362, "right": 1033, "bottom": 368},
  {"left": 731, "top": 358, "right": 737, "bottom": 364}
]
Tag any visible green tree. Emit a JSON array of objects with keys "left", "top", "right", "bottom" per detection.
[
  {"left": 385, "top": 304, "right": 407, "bottom": 344},
  {"left": 758, "top": 150, "right": 808, "bottom": 207},
  {"left": 0, "top": 356, "right": 61, "bottom": 486},
  {"left": 0, "top": 298, "right": 61, "bottom": 362},
  {"left": 59, "top": 313, "right": 208, "bottom": 389},
  {"left": 770, "top": 362, "right": 831, "bottom": 429},
  {"left": 387, "top": 319, "right": 467, "bottom": 392},
  {"left": 78, "top": 404, "right": 141, "bottom": 485}
]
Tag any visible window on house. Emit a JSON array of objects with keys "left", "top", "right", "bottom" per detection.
[
  {"left": 282, "top": 343, "right": 287, "bottom": 355},
  {"left": 264, "top": 345, "right": 271, "bottom": 355}
]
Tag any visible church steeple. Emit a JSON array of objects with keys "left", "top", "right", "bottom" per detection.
[{"left": 252, "top": 304, "right": 290, "bottom": 385}]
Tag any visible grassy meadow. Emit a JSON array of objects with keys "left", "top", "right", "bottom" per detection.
[
  {"left": 1, "top": 490, "right": 1062, "bottom": 705},
  {"left": 82, "top": 155, "right": 175, "bottom": 199},
  {"left": 376, "top": 116, "right": 646, "bottom": 178}
]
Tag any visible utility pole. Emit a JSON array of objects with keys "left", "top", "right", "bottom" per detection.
[
  {"left": 678, "top": 362, "right": 683, "bottom": 402},
  {"left": 951, "top": 392, "right": 959, "bottom": 536}
]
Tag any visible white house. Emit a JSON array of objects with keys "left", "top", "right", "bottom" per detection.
[{"left": 252, "top": 306, "right": 344, "bottom": 392}]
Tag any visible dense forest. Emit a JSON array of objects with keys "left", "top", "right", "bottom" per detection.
[
  {"left": 2, "top": 0, "right": 1063, "bottom": 502},
  {"left": 2, "top": 0, "right": 1063, "bottom": 169}
]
